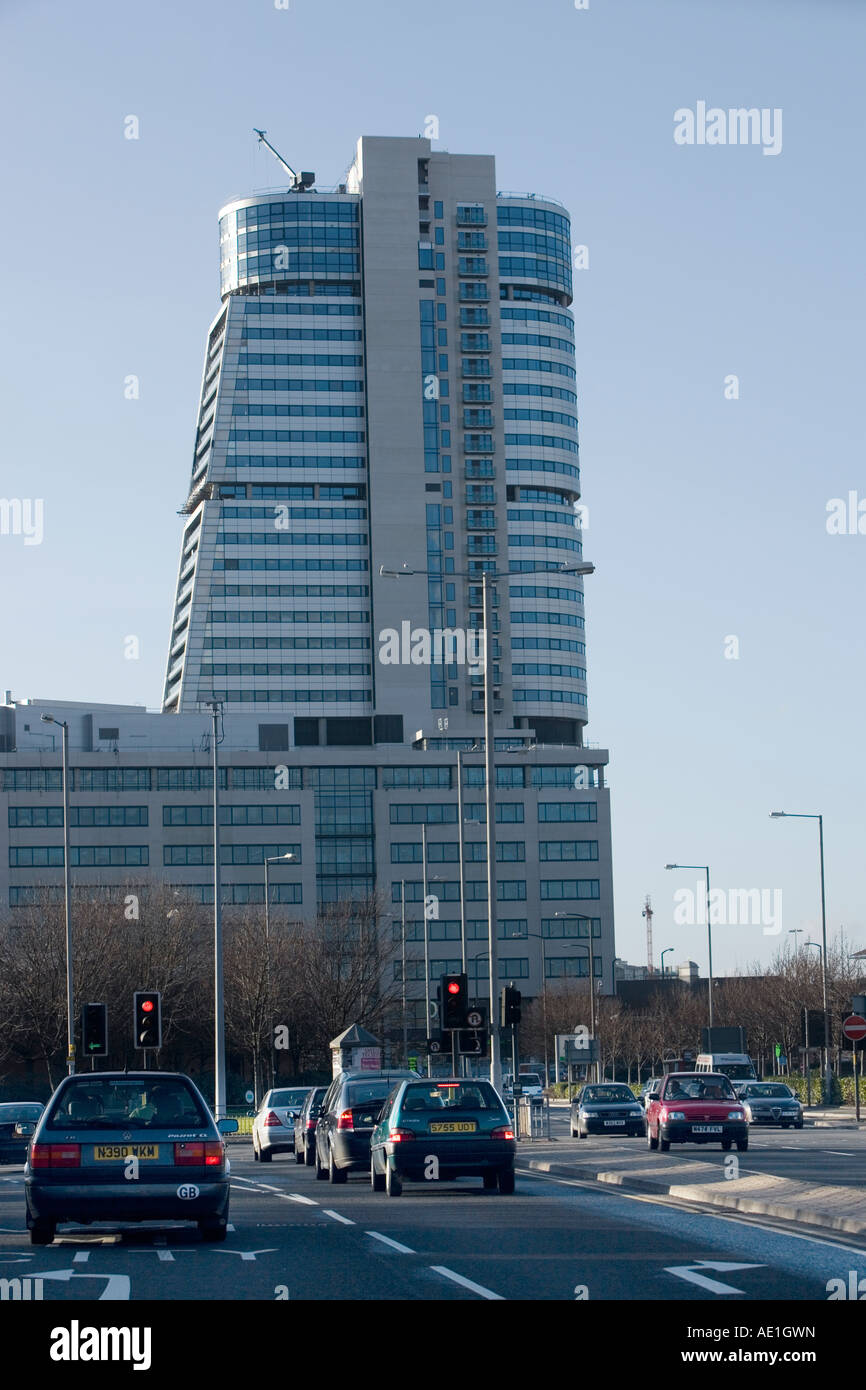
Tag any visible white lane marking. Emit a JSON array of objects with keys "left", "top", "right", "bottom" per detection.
[
  {"left": 72, "top": 1251, "right": 90, "bottom": 1263},
  {"left": 430, "top": 1265, "right": 504, "bottom": 1300},
  {"left": 665, "top": 1261, "right": 764, "bottom": 1295},
  {"left": 231, "top": 1177, "right": 319, "bottom": 1207},
  {"left": 286, "top": 1193, "right": 319, "bottom": 1206},
  {"left": 157, "top": 1249, "right": 175, "bottom": 1262},
  {"left": 29, "top": 1269, "right": 131, "bottom": 1300},
  {"left": 212, "top": 1248, "right": 278, "bottom": 1261},
  {"left": 826, "top": 1151, "right": 855, "bottom": 1157},
  {"left": 366, "top": 1231, "right": 415, "bottom": 1254},
  {"left": 323, "top": 1209, "right": 355, "bottom": 1225}
]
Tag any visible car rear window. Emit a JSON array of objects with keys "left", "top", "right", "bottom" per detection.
[
  {"left": 400, "top": 1082, "right": 505, "bottom": 1113},
  {"left": 345, "top": 1082, "right": 390, "bottom": 1106},
  {"left": 269, "top": 1089, "right": 310, "bottom": 1108},
  {"left": 746, "top": 1084, "right": 793, "bottom": 1098},
  {"left": 45, "top": 1079, "right": 210, "bottom": 1130},
  {"left": 0, "top": 1103, "right": 43, "bottom": 1123}
]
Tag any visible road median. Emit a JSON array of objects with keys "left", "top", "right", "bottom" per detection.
[{"left": 516, "top": 1147, "right": 866, "bottom": 1238}]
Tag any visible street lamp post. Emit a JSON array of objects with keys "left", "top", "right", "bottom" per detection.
[
  {"left": 665, "top": 864, "right": 713, "bottom": 1027},
  {"left": 422, "top": 824, "right": 431, "bottom": 1077},
  {"left": 553, "top": 912, "right": 598, "bottom": 1079},
  {"left": 264, "top": 852, "right": 297, "bottom": 1094},
  {"left": 40, "top": 714, "right": 74, "bottom": 1076},
  {"left": 770, "top": 812, "right": 832, "bottom": 1101},
  {"left": 660, "top": 947, "right": 674, "bottom": 978},
  {"left": 206, "top": 701, "right": 227, "bottom": 1121}
]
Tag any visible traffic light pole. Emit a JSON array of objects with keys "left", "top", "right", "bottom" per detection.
[
  {"left": 511, "top": 1014, "right": 519, "bottom": 1141},
  {"left": 483, "top": 573, "right": 502, "bottom": 1094},
  {"left": 209, "top": 702, "right": 227, "bottom": 1122}
]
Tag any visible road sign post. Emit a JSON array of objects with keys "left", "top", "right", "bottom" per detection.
[{"left": 842, "top": 1015, "right": 866, "bottom": 1122}]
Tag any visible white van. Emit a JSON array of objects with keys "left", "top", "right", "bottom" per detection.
[{"left": 695, "top": 1053, "right": 757, "bottom": 1082}]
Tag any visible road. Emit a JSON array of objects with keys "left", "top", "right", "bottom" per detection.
[{"left": 1, "top": 1131, "right": 863, "bottom": 1301}]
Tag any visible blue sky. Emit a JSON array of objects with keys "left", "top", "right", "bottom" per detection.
[{"left": 1, "top": 0, "right": 863, "bottom": 974}]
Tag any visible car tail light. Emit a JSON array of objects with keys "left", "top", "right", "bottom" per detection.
[
  {"left": 336, "top": 1109, "right": 354, "bottom": 1131},
  {"left": 388, "top": 1129, "right": 414, "bottom": 1143},
  {"left": 174, "top": 1142, "right": 224, "bottom": 1167},
  {"left": 30, "top": 1143, "right": 81, "bottom": 1168},
  {"left": 306, "top": 1119, "right": 316, "bottom": 1130},
  {"left": 491, "top": 1126, "right": 514, "bottom": 1140},
  {"left": 264, "top": 1110, "right": 282, "bottom": 1127}
]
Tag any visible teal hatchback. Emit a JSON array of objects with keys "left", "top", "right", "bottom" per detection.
[{"left": 370, "top": 1079, "right": 516, "bottom": 1196}]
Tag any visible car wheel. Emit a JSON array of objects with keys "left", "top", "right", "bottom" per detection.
[
  {"left": 29, "top": 1221, "right": 55, "bottom": 1246},
  {"left": 371, "top": 1154, "right": 386, "bottom": 1192},
  {"left": 385, "top": 1161, "right": 403, "bottom": 1197},
  {"left": 315, "top": 1144, "right": 328, "bottom": 1180},
  {"left": 721, "top": 1138, "right": 733, "bottom": 1151},
  {"left": 198, "top": 1218, "right": 227, "bottom": 1243},
  {"left": 647, "top": 1125, "right": 658, "bottom": 1151},
  {"left": 794, "top": 1120, "right": 804, "bottom": 1130},
  {"left": 570, "top": 1123, "right": 577, "bottom": 1137},
  {"left": 498, "top": 1169, "right": 516, "bottom": 1195},
  {"left": 305, "top": 1139, "right": 316, "bottom": 1166},
  {"left": 295, "top": 1142, "right": 304, "bottom": 1164},
  {"left": 328, "top": 1147, "right": 347, "bottom": 1184},
  {"left": 659, "top": 1135, "right": 670, "bottom": 1152},
  {"left": 252, "top": 1142, "right": 259, "bottom": 1161},
  {"left": 483, "top": 1171, "right": 498, "bottom": 1190},
  {"left": 736, "top": 1137, "right": 748, "bottom": 1152},
  {"left": 781, "top": 1123, "right": 789, "bottom": 1130},
  {"left": 260, "top": 1146, "right": 273, "bottom": 1163}
]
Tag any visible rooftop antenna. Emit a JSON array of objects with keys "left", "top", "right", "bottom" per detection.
[
  {"left": 253, "top": 129, "right": 315, "bottom": 191},
  {"left": 642, "top": 894, "right": 654, "bottom": 974}
]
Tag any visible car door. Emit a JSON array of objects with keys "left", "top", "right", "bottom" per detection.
[
  {"left": 316, "top": 1081, "right": 339, "bottom": 1161},
  {"left": 371, "top": 1087, "right": 399, "bottom": 1173}
]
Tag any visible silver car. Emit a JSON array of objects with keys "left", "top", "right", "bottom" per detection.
[
  {"left": 252, "top": 1087, "right": 312, "bottom": 1161},
  {"left": 738, "top": 1082, "right": 803, "bottom": 1129}
]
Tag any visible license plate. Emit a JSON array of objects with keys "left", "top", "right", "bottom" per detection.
[
  {"left": 94, "top": 1144, "right": 159, "bottom": 1160},
  {"left": 429, "top": 1121, "right": 477, "bottom": 1134},
  {"left": 604, "top": 1120, "right": 626, "bottom": 1126},
  {"left": 692, "top": 1126, "right": 722, "bottom": 1134}
]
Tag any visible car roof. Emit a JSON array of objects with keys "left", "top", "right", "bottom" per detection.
[
  {"left": 339, "top": 1071, "right": 419, "bottom": 1082},
  {"left": 57, "top": 1071, "right": 193, "bottom": 1082},
  {"left": 663, "top": 1072, "right": 730, "bottom": 1083}
]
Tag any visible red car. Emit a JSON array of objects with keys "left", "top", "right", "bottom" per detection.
[{"left": 645, "top": 1072, "right": 748, "bottom": 1152}]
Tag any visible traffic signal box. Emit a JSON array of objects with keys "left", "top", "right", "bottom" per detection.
[
  {"left": 133, "top": 991, "right": 162, "bottom": 1049},
  {"left": 500, "top": 985, "right": 522, "bottom": 1027},
  {"left": 440, "top": 973, "right": 469, "bottom": 1030},
  {"left": 81, "top": 1003, "right": 108, "bottom": 1057}
]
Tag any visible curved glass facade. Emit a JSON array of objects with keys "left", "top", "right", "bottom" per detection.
[
  {"left": 497, "top": 196, "right": 586, "bottom": 737},
  {"left": 219, "top": 195, "right": 361, "bottom": 299}
]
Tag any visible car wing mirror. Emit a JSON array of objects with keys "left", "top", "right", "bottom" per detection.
[
  {"left": 14, "top": 1122, "right": 36, "bottom": 1137},
  {"left": 218, "top": 1118, "right": 239, "bottom": 1134}
]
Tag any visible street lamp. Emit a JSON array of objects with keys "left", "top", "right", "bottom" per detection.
[
  {"left": 552, "top": 912, "right": 599, "bottom": 1078},
  {"left": 660, "top": 947, "right": 674, "bottom": 978},
  {"left": 665, "top": 864, "right": 713, "bottom": 1027},
  {"left": 770, "top": 811, "right": 832, "bottom": 1100},
  {"left": 40, "top": 714, "right": 74, "bottom": 1076},
  {"left": 381, "top": 557, "right": 596, "bottom": 1095},
  {"left": 263, "top": 852, "right": 297, "bottom": 1093},
  {"left": 456, "top": 743, "right": 481, "bottom": 974}
]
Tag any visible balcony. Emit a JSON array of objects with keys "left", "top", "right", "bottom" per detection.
[{"left": 457, "top": 206, "right": 487, "bottom": 226}]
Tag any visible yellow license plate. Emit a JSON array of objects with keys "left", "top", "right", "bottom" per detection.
[
  {"left": 429, "top": 1121, "right": 477, "bottom": 1134},
  {"left": 94, "top": 1144, "right": 159, "bottom": 1160}
]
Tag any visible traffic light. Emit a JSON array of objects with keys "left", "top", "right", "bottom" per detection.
[
  {"left": 440, "top": 973, "right": 468, "bottom": 1030},
  {"left": 457, "top": 1030, "right": 485, "bottom": 1056},
  {"left": 133, "top": 991, "right": 162, "bottom": 1049},
  {"left": 81, "top": 1003, "right": 107, "bottom": 1057},
  {"left": 500, "top": 985, "right": 522, "bottom": 1027}
]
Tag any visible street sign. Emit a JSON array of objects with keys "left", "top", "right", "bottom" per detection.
[
  {"left": 245, "top": 1090, "right": 254, "bottom": 1104},
  {"left": 457, "top": 1030, "right": 485, "bottom": 1055},
  {"left": 427, "top": 1037, "right": 443, "bottom": 1054},
  {"left": 842, "top": 1014, "right": 866, "bottom": 1042},
  {"left": 853, "top": 995, "right": 866, "bottom": 1017},
  {"left": 466, "top": 1008, "right": 483, "bottom": 1029}
]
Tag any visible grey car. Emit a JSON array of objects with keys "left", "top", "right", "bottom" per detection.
[
  {"left": 571, "top": 1084, "right": 645, "bottom": 1138},
  {"left": 739, "top": 1082, "right": 804, "bottom": 1129},
  {"left": 24, "top": 1071, "right": 235, "bottom": 1245}
]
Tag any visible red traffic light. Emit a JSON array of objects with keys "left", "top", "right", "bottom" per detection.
[
  {"left": 447, "top": 981, "right": 461, "bottom": 995},
  {"left": 141, "top": 1000, "right": 154, "bottom": 1013}
]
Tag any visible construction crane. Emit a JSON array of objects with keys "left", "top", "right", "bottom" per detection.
[
  {"left": 253, "top": 129, "right": 315, "bottom": 191},
  {"left": 642, "top": 895, "right": 654, "bottom": 974}
]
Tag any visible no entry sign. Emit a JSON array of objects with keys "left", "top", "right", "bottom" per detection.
[{"left": 841, "top": 1014, "right": 866, "bottom": 1042}]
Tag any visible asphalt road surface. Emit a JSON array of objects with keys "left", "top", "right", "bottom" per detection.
[{"left": 1, "top": 1136, "right": 863, "bottom": 1301}]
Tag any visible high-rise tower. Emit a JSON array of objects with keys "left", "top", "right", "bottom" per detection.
[{"left": 163, "top": 136, "right": 587, "bottom": 748}]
